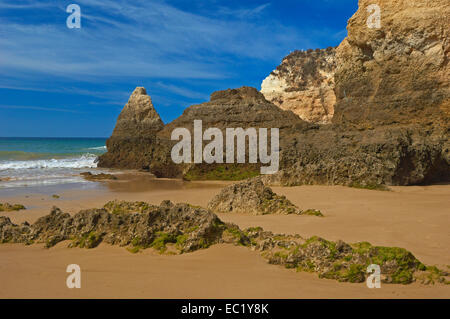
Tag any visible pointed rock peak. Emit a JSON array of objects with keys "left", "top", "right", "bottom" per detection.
[
  {"left": 132, "top": 87, "right": 147, "bottom": 96},
  {"left": 110, "top": 86, "right": 164, "bottom": 138}
]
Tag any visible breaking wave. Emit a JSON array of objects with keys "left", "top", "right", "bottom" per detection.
[{"left": 0, "top": 153, "right": 98, "bottom": 170}]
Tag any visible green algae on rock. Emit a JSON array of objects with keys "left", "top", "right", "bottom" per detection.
[
  {"left": 242, "top": 230, "right": 447, "bottom": 285},
  {"left": 80, "top": 172, "right": 118, "bottom": 181},
  {"left": 0, "top": 203, "right": 26, "bottom": 212},
  {"left": 0, "top": 200, "right": 446, "bottom": 285}
]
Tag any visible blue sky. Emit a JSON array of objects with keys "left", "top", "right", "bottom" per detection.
[{"left": 0, "top": 0, "right": 358, "bottom": 137}]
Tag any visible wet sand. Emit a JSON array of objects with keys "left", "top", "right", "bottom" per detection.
[{"left": 0, "top": 174, "right": 449, "bottom": 298}]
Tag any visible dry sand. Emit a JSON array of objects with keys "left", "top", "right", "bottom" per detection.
[{"left": 0, "top": 174, "right": 449, "bottom": 298}]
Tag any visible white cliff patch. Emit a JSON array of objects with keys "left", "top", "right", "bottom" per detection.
[{"left": 260, "top": 48, "right": 337, "bottom": 124}]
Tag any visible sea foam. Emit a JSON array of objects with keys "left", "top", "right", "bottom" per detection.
[{"left": 0, "top": 154, "right": 98, "bottom": 170}]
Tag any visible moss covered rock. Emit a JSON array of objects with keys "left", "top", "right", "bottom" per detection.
[
  {"left": 207, "top": 178, "right": 302, "bottom": 215},
  {"left": 0, "top": 203, "right": 26, "bottom": 212}
]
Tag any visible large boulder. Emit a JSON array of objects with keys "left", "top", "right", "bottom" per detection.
[
  {"left": 97, "top": 87, "right": 166, "bottom": 170},
  {"left": 100, "top": 86, "right": 308, "bottom": 178},
  {"left": 207, "top": 178, "right": 302, "bottom": 215}
]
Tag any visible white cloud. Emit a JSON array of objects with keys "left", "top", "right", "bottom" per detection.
[
  {"left": 0, "top": 105, "right": 84, "bottom": 113},
  {"left": 0, "top": 0, "right": 312, "bottom": 84}
]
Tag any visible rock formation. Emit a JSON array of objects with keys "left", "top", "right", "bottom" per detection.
[
  {"left": 207, "top": 178, "right": 302, "bottom": 215},
  {"left": 0, "top": 200, "right": 229, "bottom": 253},
  {"left": 262, "top": 0, "right": 450, "bottom": 186},
  {"left": 262, "top": 0, "right": 449, "bottom": 127},
  {"left": 333, "top": 0, "right": 449, "bottom": 126},
  {"left": 261, "top": 47, "right": 337, "bottom": 124},
  {"left": 244, "top": 229, "right": 447, "bottom": 285},
  {"left": 99, "top": 0, "right": 449, "bottom": 186},
  {"left": 0, "top": 203, "right": 26, "bottom": 212},
  {"left": 1, "top": 200, "right": 446, "bottom": 284},
  {"left": 97, "top": 87, "right": 165, "bottom": 170},
  {"left": 99, "top": 86, "right": 308, "bottom": 179},
  {"left": 111, "top": 87, "right": 164, "bottom": 137},
  {"left": 80, "top": 172, "right": 118, "bottom": 181}
]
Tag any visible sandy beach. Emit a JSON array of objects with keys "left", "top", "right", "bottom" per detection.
[{"left": 0, "top": 174, "right": 449, "bottom": 298}]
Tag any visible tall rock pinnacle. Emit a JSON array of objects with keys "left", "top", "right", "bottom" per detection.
[
  {"left": 97, "top": 87, "right": 166, "bottom": 170},
  {"left": 111, "top": 87, "right": 164, "bottom": 138}
]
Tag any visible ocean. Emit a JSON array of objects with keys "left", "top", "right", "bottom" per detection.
[{"left": 0, "top": 137, "right": 108, "bottom": 189}]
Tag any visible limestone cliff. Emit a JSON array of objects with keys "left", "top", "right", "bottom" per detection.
[
  {"left": 261, "top": 47, "right": 337, "bottom": 124},
  {"left": 333, "top": 0, "right": 449, "bottom": 126},
  {"left": 262, "top": 0, "right": 449, "bottom": 127}
]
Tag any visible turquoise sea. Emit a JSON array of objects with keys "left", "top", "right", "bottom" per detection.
[{"left": 0, "top": 137, "right": 107, "bottom": 189}]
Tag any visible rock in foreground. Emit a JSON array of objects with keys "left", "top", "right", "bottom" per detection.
[
  {"left": 80, "top": 172, "right": 118, "bottom": 181},
  {"left": 0, "top": 203, "right": 26, "bottom": 212},
  {"left": 242, "top": 229, "right": 448, "bottom": 285},
  {"left": 207, "top": 178, "right": 302, "bottom": 215},
  {"left": 0, "top": 200, "right": 229, "bottom": 253},
  {"left": 1, "top": 200, "right": 446, "bottom": 285}
]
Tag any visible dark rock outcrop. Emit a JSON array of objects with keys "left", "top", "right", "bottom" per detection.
[
  {"left": 100, "top": 84, "right": 449, "bottom": 186},
  {"left": 110, "top": 87, "right": 164, "bottom": 137},
  {"left": 0, "top": 201, "right": 229, "bottom": 253},
  {"left": 99, "top": 86, "right": 308, "bottom": 178},
  {"left": 242, "top": 229, "right": 447, "bottom": 285},
  {"left": 0, "top": 203, "right": 26, "bottom": 212},
  {"left": 270, "top": 124, "right": 450, "bottom": 186},
  {"left": 2, "top": 201, "right": 446, "bottom": 284},
  {"left": 80, "top": 172, "right": 118, "bottom": 181},
  {"left": 97, "top": 87, "right": 166, "bottom": 170}
]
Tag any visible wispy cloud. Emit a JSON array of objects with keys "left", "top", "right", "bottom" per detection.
[
  {"left": 0, "top": 83, "right": 130, "bottom": 101},
  {"left": 0, "top": 0, "right": 312, "bottom": 85},
  {"left": 155, "top": 82, "right": 209, "bottom": 100},
  {"left": 216, "top": 3, "right": 271, "bottom": 19},
  {"left": 0, "top": 1, "right": 51, "bottom": 9},
  {"left": 0, "top": 105, "right": 84, "bottom": 113}
]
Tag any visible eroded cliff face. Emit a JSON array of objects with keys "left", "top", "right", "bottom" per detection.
[
  {"left": 261, "top": 48, "right": 337, "bottom": 124},
  {"left": 333, "top": 0, "right": 450, "bottom": 126},
  {"left": 99, "top": 0, "right": 449, "bottom": 186},
  {"left": 262, "top": 0, "right": 449, "bottom": 127}
]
